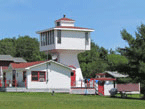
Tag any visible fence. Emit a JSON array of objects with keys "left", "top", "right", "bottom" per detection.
[
  {"left": 72, "top": 79, "right": 96, "bottom": 88},
  {"left": 0, "top": 80, "right": 27, "bottom": 88}
]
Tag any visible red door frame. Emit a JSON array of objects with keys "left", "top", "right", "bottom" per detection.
[
  {"left": 71, "top": 70, "right": 76, "bottom": 87},
  {"left": 69, "top": 65, "right": 76, "bottom": 87},
  {"left": 98, "top": 81, "right": 104, "bottom": 95}
]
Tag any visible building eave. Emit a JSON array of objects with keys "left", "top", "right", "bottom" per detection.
[
  {"left": 25, "top": 60, "right": 72, "bottom": 71},
  {"left": 54, "top": 28, "right": 94, "bottom": 32}
]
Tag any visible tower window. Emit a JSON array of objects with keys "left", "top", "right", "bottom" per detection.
[
  {"left": 57, "top": 22, "right": 60, "bottom": 26},
  {"left": 57, "top": 30, "right": 61, "bottom": 44},
  {"left": 85, "top": 32, "right": 89, "bottom": 44}
]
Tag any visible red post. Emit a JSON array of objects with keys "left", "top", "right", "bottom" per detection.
[
  {"left": 15, "top": 80, "right": 17, "bottom": 87},
  {"left": 5, "top": 80, "right": 7, "bottom": 88},
  {"left": 25, "top": 79, "right": 26, "bottom": 88},
  {"left": 0, "top": 80, "right": 1, "bottom": 87}
]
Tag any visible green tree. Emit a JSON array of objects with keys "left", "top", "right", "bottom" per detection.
[
  {"left": 120, "top": 24, "right": 145, "bottom": 96},
  {"left": 0, "top": 36, "right": 48, "bottom": 62},
  {"left": 0, "top": 38, "right": 16, "bottom": 56},
  {"left": 107, "top": 54, "right": 128, "bottom": 71},
  {"left": 78, "top": 42, "right": 108, "bottom": 78},
  {"left": 15, "top": 36, "right": 47, "bottom": 62}
]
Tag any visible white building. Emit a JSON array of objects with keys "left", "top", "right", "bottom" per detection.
[
  {"left": 36, "top": 15, "right": 94, "bottom": 87},
  {"left": 1, "top": 60, "right": 72, "bottom": 92}
]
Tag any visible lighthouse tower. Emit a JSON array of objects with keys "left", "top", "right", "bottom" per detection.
[{"left": 36, "top": 15, "right": 94, "bottom": 87}]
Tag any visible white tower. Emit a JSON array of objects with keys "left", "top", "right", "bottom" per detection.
[{"left": 36, "top": 15, "right": 94, "bottom": 87}]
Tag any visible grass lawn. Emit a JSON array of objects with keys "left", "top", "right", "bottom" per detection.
[{"left": 0, "top": 92, "right": 144, "bottom": 109}]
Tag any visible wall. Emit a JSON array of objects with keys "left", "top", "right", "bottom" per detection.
[
  {"left": 16, "top": 70, "right": 25, "bottom": 87},
  {"left": 40, "top": 30, "right": 91, "bottom": 51},
  {"left": 27, "top": 62, "right": 71, "bottom": 90},
  {"left": 60, "top": 21, "right": 74, "bottom": 27},
  {"left": 56, "top": 30, "right": 90, "bottom": 50},
  {"left": 104, "top": 81, "right": 114, "bottom": 96},
  {"left": 58, "top": 51, "right": 83, "bottom": 87}
]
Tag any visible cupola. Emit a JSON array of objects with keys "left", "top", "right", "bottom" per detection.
[{"left": 55, "top": 15, "right": 75, "bottom": 27}]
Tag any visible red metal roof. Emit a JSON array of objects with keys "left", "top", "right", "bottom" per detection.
[
  {"left": 117, "top": 83, "right": 140, "bottom": 92},
  {"left": 11, "top": 61, "right": 45, "bottom": 69},
  {"left": 2, "top": 66, "right": 8, "bottom": 70},
  {"left": 55, "top": 18, "right": 75, "bottom": 22},
  {"left": 55, "top": 26, "right": 92, "bottom": 30}
]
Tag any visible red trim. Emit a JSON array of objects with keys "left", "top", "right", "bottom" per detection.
[
  {"left": 71, "top": 87, "right": 95, "bottom": 89},
  {"left": 55, "top": 26, "right": 92, "bottom": 30},
  {"left": 25, "top": 79, "right": 27, "bottom": 88},
  {"left": 96, "top": 78, "right": 116, "bottom": 81},
  {"left": 69, "top": 65, "right": 76, "bottom": 69},
  {"left": 0, "top": 80, "right": 2, "bottom": 87},
  {"left": 55, "top": 18, "right": 75, "bottom": 22},
  {"left": 90, "top": 78, "right": 116, "bottom": 81},
  {"left": 31, "top": 71, "right": 46, "bottom": 82}
]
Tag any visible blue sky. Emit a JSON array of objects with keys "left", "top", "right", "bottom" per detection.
[{"left": 0, "top": 0, "right": 145, "bottom": 50}]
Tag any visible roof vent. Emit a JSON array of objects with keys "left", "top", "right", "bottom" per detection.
[{"left": 63, "top": 14, "right": 66, "bottom": 18}]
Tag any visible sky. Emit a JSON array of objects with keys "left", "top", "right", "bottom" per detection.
[{"left": 0, "top": 0, "right": 145, "bottom": 50}]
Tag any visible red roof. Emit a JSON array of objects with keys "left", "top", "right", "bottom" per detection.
[
  {"left": 2, "top": 66, "right": 8, "bottom": 70},
  {"left": 55, "top": 26, "right": 92, "bottom": 30},
  {"left": 11, "top": 61, "right": 45, "bottom": 69},
  {"left": 56, "top": 18, "right": 75, "bottom": 22},
  {"left": 117, "top": 83, "right": 140, "bottom": 92}
]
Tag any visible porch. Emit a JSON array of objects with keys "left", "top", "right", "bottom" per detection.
[{"left": 0, "top": 79, "right": 27, "bottom": 88}]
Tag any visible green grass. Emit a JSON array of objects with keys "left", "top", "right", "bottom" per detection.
[{"left": 0, "top": 92, "right": 144, "bottom": 109}]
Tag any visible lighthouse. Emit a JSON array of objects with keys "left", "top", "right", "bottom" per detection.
[{"left": 36, "top": 15, "right": 94, "bottom": 87}]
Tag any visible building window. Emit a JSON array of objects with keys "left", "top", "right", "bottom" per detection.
[
  {"left": 23, "top": 71, "right": 26, "bottom": 81},
  {"left": 50, "top": 31, "right": 52, "bottom": 44},
  {"left": 31, "top": 71, "right": 46, "bottom": 82},
  {"left": 43, "top": 33, "right": 47, "bottom": 46},
  {"left": 47, "top": 31, "right": 50, "bottom": 45},
  {"left": 57, "top": 30, "right": 61, "bottom": 44},
  {"left": 57, "top": 22, "right": 60, "bottom": 26},
  {"left": 85, "top": 32, "right": 89, "bottom": 44},
  {"left": 52, "top": 30, "right": 54, "bottom": 44},
  {"left": 45, "top": 32, "right": 47, "bottom": 46},
  {"left": 41, "top": 33, "right": 43, "bottom": 46}
]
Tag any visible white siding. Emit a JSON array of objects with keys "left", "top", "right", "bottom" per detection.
[
  {"left": 40, "top": 43, "right": 55, "bottom": 51},
  {"left": 60, "top": 22, "right": 75, "bottom": 27},
  {"left": 27, "top": 62, "right": 71, "bottom": 89},
  {"left": 58, "top": 51, "right": 83, "bottom": 87},
  {"left": 6, "top": 71, "right": 12, "bottom": 81},
  {"left": 56, "top": 31, "right": 90, "bottom": 50},
  {"left": 16, "top": 71, "right": 25, "bottom": 87},
  {"left": 104, "top": 81, "right": 114, "bottom": 96}
]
